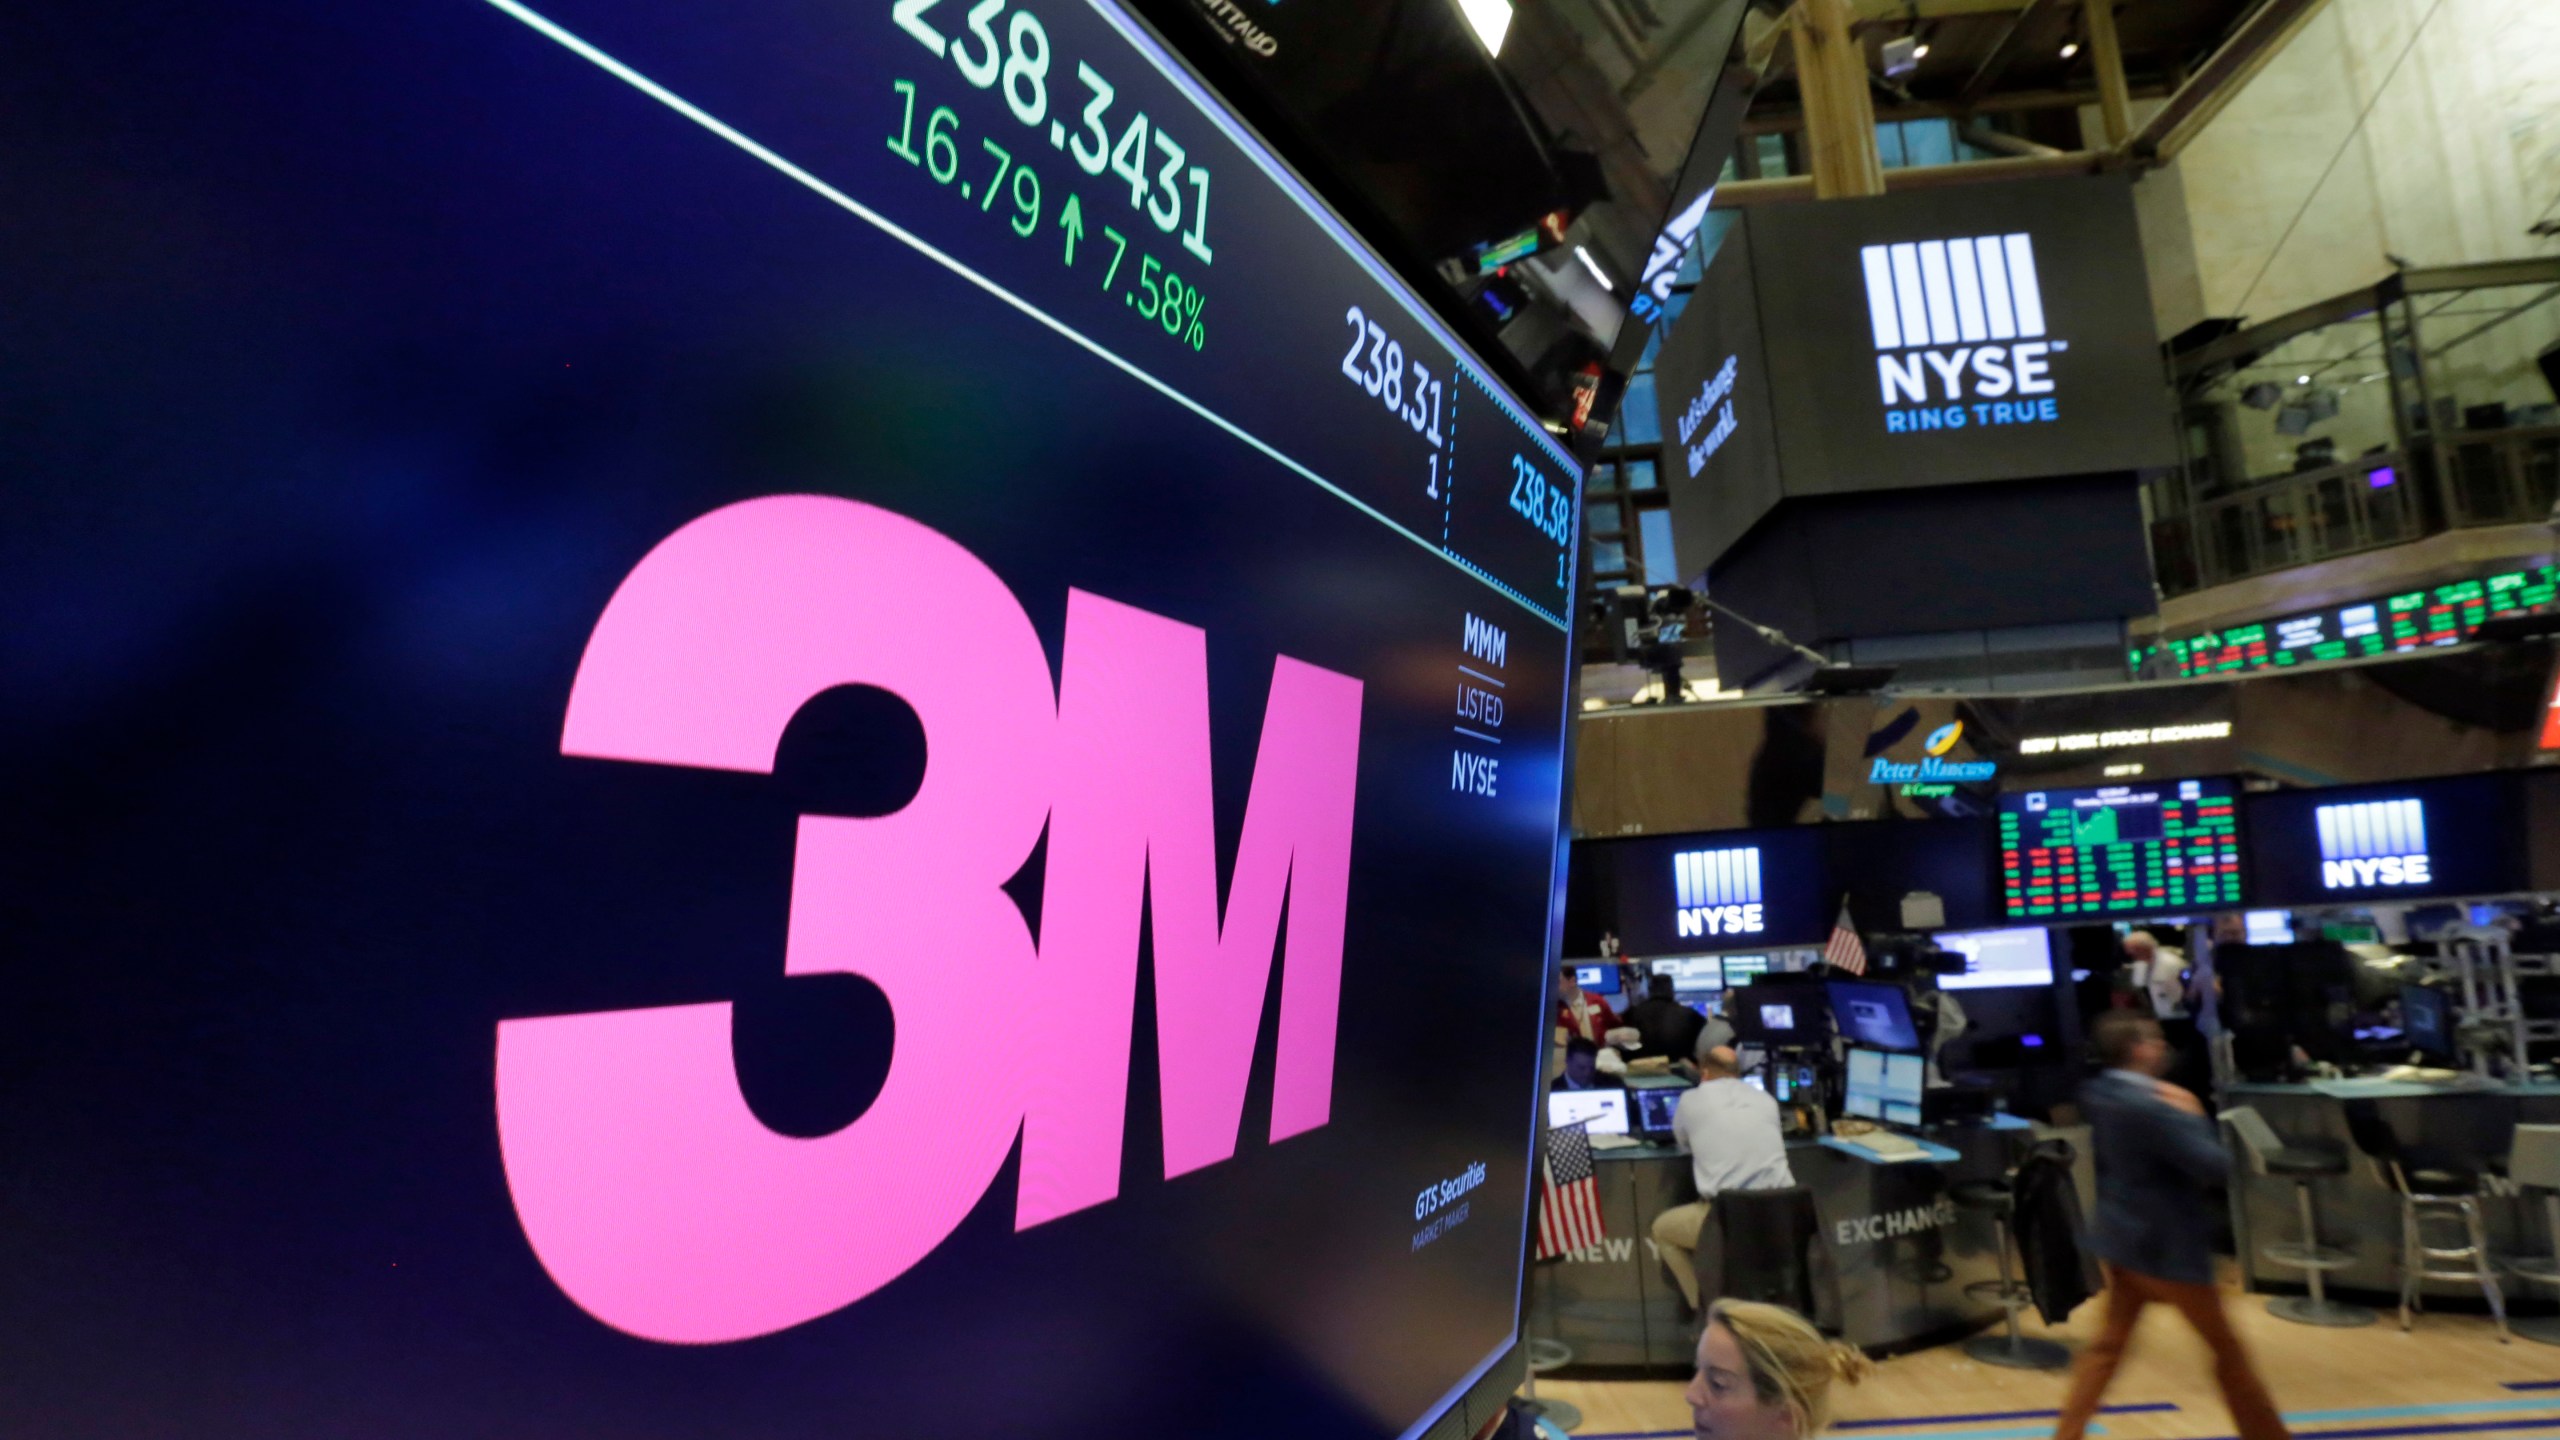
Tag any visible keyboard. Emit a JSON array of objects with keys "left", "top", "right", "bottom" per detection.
[
  {"left": 1840, "top": 1130, "right": 1925, "bottom": 1160},
  {"left": 1588, "top": 1133, "right": 1644, "bottom": 1151}
]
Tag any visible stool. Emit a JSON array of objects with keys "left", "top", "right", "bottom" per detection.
[
  {"left": 1519, "top": 1338, "right": 1581, "bottom": 1432},
  {"left": 1952, "top": 1177, "right": 2069, "bottom": 1369},
  {"left": 2343, "top": 1100, "right": 2508, "bottom": 1341},
  {"left": 2223, "top": 1106, "right": 2375, "bottom": 1327},
  {"left": 2500, "top": 1124, "right": 2560, "bottom": 1347}
]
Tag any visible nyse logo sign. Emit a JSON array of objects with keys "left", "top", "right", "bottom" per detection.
[
  {"left": 498, "top": 496, "right": 1363, "bottom": 1344},
  {"left": 1860, "top": 233, "right": 2065, "bottom": 435},
  {"left": 1674, "top": 846, "right": 1764, "bottom": 938},
  {"left": 2317, "top": 799, "right": 2432, "bottom": 889}
]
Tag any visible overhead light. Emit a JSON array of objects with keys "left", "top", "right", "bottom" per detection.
[
  {"left": 1457, "top": 0, "right": 1512, "bottom": 55},
  {"left": 2297, "top": 374, "right": 2312, "bottom": 385},
  {"left": 1574, "top": 244, "right": 1614, "bottom": 293},
  {"left": 1914, "top": 42, "right": 1931, "bottom": 58},
  {"left": 1882, "top": 34, "right": 1921, "bottom": 77},
  {"left": 2060, "top": 41, "right": 2080, "bottom": 58}
]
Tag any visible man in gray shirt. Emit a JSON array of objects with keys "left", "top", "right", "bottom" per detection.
[{"left": 1650, "top": 1046, "right": 1796, "bottom": 1311}]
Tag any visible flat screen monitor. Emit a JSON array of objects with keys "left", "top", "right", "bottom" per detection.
[
  {"left": 1736, "top": 987, "right": 1828, "bottom": 1045},
  {"left": 0, "top": 1, "right": 1589, "bottom": 1433},
  {"left": 1827, "top": 979, "right": 1922, "bottom": 1052},
  {"left": 1574, "top": 962, "right": 1623, "bottom": 996},
  {"left": 1650, "top": 955, "right": 1728, "bottom": 991},
  {"left": 1843, "top": 1047, "right": 1887, "bottom": 1120},
  {"left": 1724, "top": 955, "right": 1772, "bottom": 984},
  {"left": 2244, "top": 773, "right": 2528, "bottom": 905},
  {"left": 1548, "top": 1089, "right": 1632, "bottom": 1136},
  {"left": 2401, "top": 985, "right": 2454, "bottom": 1061},
  {"left": 1998, "top": 777, "right": 2244, "bottom": 920},
  {"left": 1632, "top": 1086, "right": 1686, "bottom": 1136},
  {"left": 1883, "top": 1051, "right": 1925, "bottom": 1108},
  {"left": 1932, "top": 928, "right": 2056, "bottom": 990},
  {"left": 2245, "top": 910, "right": 2297, "bottom": 944}
]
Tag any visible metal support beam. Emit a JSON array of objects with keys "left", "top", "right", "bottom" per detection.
[
  {"left": 1794, "top": 0, "right": 1886, "bottom": 197},
  {"left": 1957, "top": 0, "right": 2062, "bottom": 112},
  {"left": 2125, "top": 0, "right": 2337, "bottom": 163},
  {"left": 1709, "top": 149, "right": 2107, "bottom": 207},
  {"left": 2084, "top": 0, "right": 2133, "bottom": 146}
]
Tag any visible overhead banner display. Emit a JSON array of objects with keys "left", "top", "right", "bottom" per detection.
[
  {"left": 0, "top": 2, "right": 1582, "bottom": 1436},
  {"left": 1575, "top": 827, "right": 1831, "bottom": 954},
  {"left": 1661, "top": 176, "right": 2177, "bottom": 568},
  {"left": 2247, "top": 773, "right": 2529, "bottom": 904}
]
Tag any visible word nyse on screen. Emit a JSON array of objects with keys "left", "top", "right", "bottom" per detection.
[{"left": 496, "top": 496, "right": 1365, "bottom": 1345}]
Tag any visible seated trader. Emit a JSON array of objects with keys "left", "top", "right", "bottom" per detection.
[
  {"left": 1551, "top": 1036, "right": 1627, "bottom": 1092},
  {"left": 1557, "top": 965, "right": 1622, "bottom": 1045},
  {"left": 1652, "top": 1046, "right": 1797, "bottom": 1311},
  {"left": 1695, "top": 989, "right": 1739, "bottom": 1060},
  {"left": 1626, "top": 973, "right": 1708, "bottom": 1062}
]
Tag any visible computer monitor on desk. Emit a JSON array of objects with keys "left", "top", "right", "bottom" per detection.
[
  {"left": 1843, "top": 1047, "right": 1927, "bottom": 1125},
  {"left": 1631, "top": 1087, "right": 1684, "bottom": 1138},
  {"left": 1827, "top": 979, "right": 1921, "bottom": 1053},
  {"left": 1547, "top": 1089, "right": 1630, "bottom": 1136},
  {"left": 2401, "top": 984, "right": 2453, "bottom": 1063}
]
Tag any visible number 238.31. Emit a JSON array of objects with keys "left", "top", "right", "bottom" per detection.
[{"left": 1339, "top": 305, "right": 1443, "bottom": 447}]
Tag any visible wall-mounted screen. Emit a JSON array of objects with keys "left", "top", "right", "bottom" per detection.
[
  {"left": 1571, "top": 827, "right": 1834, "bottom": 954},
  {"left": 0, "top": 1, "right": 1584, "bottom": 1434},
  {"left": 2246, "top": 772, "right": 2527, "bottom": 905},
  {"left": 1932, "top": 927, "right": 2057, "bottom": 990},
  {"left": 1999, "top": 777, "right": 2243, "bottom": 920}
]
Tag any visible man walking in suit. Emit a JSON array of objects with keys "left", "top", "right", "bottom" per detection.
[{"left": 2054, "top": 1012, "right": 2290, "bottom": 1440}]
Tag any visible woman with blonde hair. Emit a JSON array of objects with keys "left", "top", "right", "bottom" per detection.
[{"left": 1684, "top": 1299, "right": 1870, "bottom": 1440}]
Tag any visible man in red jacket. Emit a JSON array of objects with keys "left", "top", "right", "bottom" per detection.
[{"left": 1556, "top": 965, "right": 1621, "bottom": 1045}]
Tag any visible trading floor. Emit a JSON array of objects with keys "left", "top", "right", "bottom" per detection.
[{"left": 1540, "top": 1270, "right": 2553, "bottom": 1438}]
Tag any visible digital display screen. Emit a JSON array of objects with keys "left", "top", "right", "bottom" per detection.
[
  {"left": 0, "top": 2, "right": 1582, "bottom": 1435},
  {"left": 1548, "top": 1090, "right": 1632, "bottom": 1136},
  {"left": 2245, "top": 773, "right": 2526, "bottom": 905},
  {"left": 2402, "top": 985, "right": 2452, "bottom": 1059},
  {"left": 2000, "top": 777, "right": 2243, "bottom": 919},
  {"left": 1650, "top": 956, "right": 1728, "bottom": 990},
  {"left": 2134, "top": 564, "right": 2560, "bottom": 678},
  {"left": 1933, "top": 927, "right": 2055, "bottom": 990},
  {"left": 1843, "top": 1049, "right": 1886, "bottom": 1120},
  {"left": 1575, "top": 963, "right": 1623, "bottom": 996},
  {"left": 1827, "top": 981, "right": 1922, "bottom": 1052},
  {"left": 1632, "top": 1087, "right": 1686, "bottom": 1135}
]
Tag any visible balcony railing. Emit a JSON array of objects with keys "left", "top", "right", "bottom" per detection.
[{"left": 2154, "top": 430, "right": 2560, "bottom": 595}]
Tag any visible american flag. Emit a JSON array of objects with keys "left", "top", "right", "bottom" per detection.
[
  {"left": 1824, "top": 897, "right": 1868, "bottom": 975},
  {"left": 1535, "top": 1123, "right": 1607, "bottom": 1260}
]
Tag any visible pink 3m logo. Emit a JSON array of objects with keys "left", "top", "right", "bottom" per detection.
[{"left": 494, "top": 495, "right": 1363, "bottom": 1344}]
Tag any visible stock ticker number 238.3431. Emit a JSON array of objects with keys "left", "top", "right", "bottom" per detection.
[{"left": 892, "top": 0, "right": 1213, "bottom": 266}]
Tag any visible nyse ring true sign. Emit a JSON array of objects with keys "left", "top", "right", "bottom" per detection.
[{"left": 1861, "top": 233, "right": 2065, "bottom": 435}]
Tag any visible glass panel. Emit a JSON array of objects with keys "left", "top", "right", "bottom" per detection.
[
  {"left": 1899, "top": 119, "right": 1956, "bottom": 168},
  {"left": 1753, "top": 133, "right": 1787, "bottom": 179},
  {"left": 1617, "top": 373, "right": 1660, "bottom": 445},
  {"left": 1875, "top": 123, "right": 1906, "bottom": 170},
  {"left": 1638, "top": 326, "right": 1663, "bottom": 370},
  {"left": 1587, "top": 462, "right": 1620, "bottom": 495},
  {"left": 1639, "top": 508, "right": 1678, "bottom": 586},
  {"left": 1588, "top": 498, "right": 1624, "bottom": 536},
  {"left": 1623, "top": 459, "right": 1658, "bottom": 491},
  {"left": 1591, "top": 539, "right": 1627, "bottom": 575}
]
